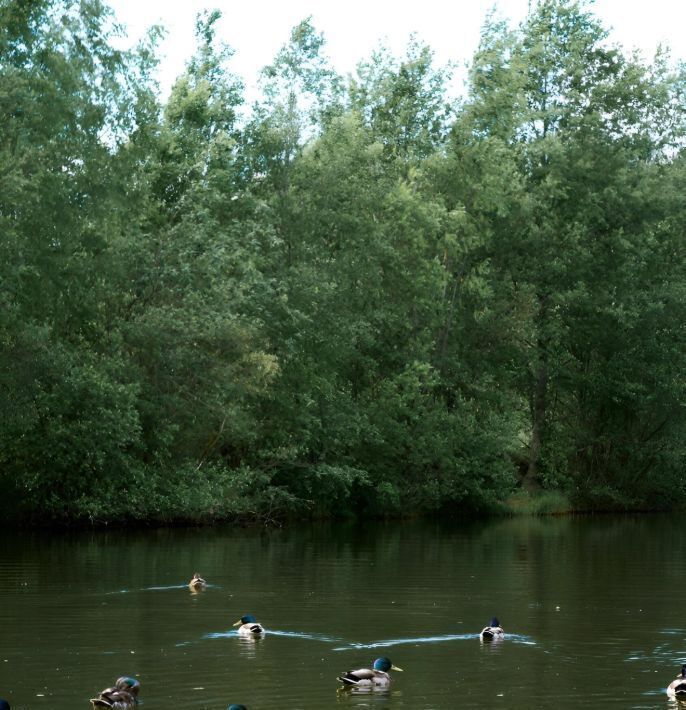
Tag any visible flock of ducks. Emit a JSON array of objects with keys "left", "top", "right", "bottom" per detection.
[{"left": 1, "top": 580, "right": 685, "bottom": 709}]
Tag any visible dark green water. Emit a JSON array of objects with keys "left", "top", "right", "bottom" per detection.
[{"left": 1, "top": 516, "right": 685, "bottom": 709}]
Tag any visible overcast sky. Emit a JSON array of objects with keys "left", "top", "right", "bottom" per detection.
[{"left": 106, "top": 0, "right": 686, "bottom": 99}]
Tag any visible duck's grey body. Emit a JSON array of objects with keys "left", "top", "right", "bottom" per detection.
[
  {"left": 338, "top": 657, "right": 402, "bottom": 689},
  {"left": 233, "top": 614, "right": 264, "bottom": 636},
  {"left": 480, "top": 616, "right": 504, "bottom": 640},
  {"left": 338, "top": 668, "right": 392, "bottom": 688},
  {"left": 90, "top": 677, "right": 139, "bottom": 709},
  {"left": 237, "top": 621, "right": 264, "bottom": 635}
]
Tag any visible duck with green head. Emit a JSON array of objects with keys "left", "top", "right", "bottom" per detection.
[
  {"left": 90, "top": 676, "right": 140, "bottom": 709},
  {"left": 233, "top": 614, "right": 264, "bottom": 636},
  {"left": 337, "top": 657, "right": 403, "bottom": 689},
  {"left": 0, "top": 699, "right": 9, "bottom": 710},
  {"left": 667, "top": 664, "right": 686, "bottom": 698},
  {"left": 227, "top": 706, "right": 247, "bottom": 709}
]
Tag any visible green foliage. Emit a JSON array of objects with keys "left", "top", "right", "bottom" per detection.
[
  {"left": 440, "top": 0, "right": 686, "bottom": 505},
  {"left": 1, "top": 0, "right": 685, "bottom": 524},
  {"left": 349, "top": 39, "right": 453, "bottom": 163}
]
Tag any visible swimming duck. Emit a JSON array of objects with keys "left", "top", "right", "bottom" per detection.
[
  {"left": 0, "top": 699, "right": 9, "bottom": 710},
  {"left": 233, "top": 614, "right": 264, "bottom": 635},
  {"left": 90, "top": 676, "right": 140, "bottom": 709},
  {"left": 337, "top": 657, "right": 403, "bottom": 688},
  {"left": 480, "top": 617, "right": 504, "bottom": 641},
  {"left": 188, "top": 572, "right": 207, "bottom": 591},
  {"left": 667, "top": 664, "right": 686, "bottom": 698},
  {"left": 227, "top": 706, "right": 247, "bottom": 710}
]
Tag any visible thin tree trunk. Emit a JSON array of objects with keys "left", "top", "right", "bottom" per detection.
[{"left": 523, "top": 359, "right": 547, "bottom": 492}]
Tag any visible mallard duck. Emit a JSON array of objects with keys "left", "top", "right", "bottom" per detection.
[
  {"left": 667, "top": 664, "right": 686, "bottom": 698},
  {"left": 188, "top": 572, "right": 207, "bottom": 591},
  {"left": 337, "top": 657, "right": 403, "bottom": 688},
  {"left": 90, "top": 677, "right": 140, "bottom": 709},
  {"left": 227, "top": 706, "right": 247, "bottom": 710},
  {"left": 233, "top": 614, "right": 264, "bottom": 635},
  {"left": 0, "top": 699, "right": 10, "bottom": 710},
  {"left": 480, "top": 617, "right": 504, "bottom": 640}
]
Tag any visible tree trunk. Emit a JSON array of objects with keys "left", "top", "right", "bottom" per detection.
[{"left": 523, "top": 360, "right": 547, "bottom": 492}]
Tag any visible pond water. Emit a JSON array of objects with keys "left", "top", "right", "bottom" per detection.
[{"left": 1, "top": 515, "right": 685, "bottom": 709}]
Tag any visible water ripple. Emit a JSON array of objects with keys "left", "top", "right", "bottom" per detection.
[
  {"left": 104, "top": 583, "right": 220, "bottom": 594},
  {"left": 332, "top": 632, "right": 536, "bottom": 651},
  {"left": 204, "top": 628, "right": 343, "bottom": 643}
]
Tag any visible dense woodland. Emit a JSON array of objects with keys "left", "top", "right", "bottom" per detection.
[{"left": 1, "top": 0, "right": 686, "bottom": 524}]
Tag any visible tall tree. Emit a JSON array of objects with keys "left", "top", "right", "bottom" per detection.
[
  {"left": 124, "top": 10, "right": 276, "bottom": 472},
  {"left": 445, "top": 0, "right": 686, "bottom": 503},
  {"left": 0, "top": 0, "right": 161, "bottom": 520}
]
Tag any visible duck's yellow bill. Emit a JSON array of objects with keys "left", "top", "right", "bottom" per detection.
[
  {"left": 391, "top": 665, "right": 403, "bottom": 672},
  {"left": 233, "top": 620, "right": 242, "bottom": 626}
]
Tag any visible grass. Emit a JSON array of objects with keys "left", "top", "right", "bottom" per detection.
[{"left": 505, "top": 490, "right": 573, "bottom": 516}]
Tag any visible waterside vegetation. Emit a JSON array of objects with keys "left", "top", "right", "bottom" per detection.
[{"left": 1, "top": 0, "right": 685, "bottom": 525}]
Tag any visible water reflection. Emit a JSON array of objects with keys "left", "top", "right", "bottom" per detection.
[
  {"left": 479, "top": 635, "right": 505, "bottom": 654},
  {"left": 2, "top": 516, "right": 686, "bottom": 708},
  {"left": 236, "top": 632, "right": 263, "bottom": 658},
  {"left": 344, "top": 687, "right": 392, "bottom": 696},
  {"left": 336, "top": 685, "right": 398, "bottom": 698},
  {"left": 336, "top": 688, "right": 402, "bottom": 706}
]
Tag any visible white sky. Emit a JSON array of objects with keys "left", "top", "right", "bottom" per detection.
[{"left": 107, "top": 0, "right": 685, "bottom": 100}]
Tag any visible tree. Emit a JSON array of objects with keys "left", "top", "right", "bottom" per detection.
[
  {"left": 0, "top": 0, "right": 160, "bottom": 519},
  {"left": 123, "top": 10, "right": 276, "bottom": 473},
  {"left": 444, "top": 0, "right": 686, "bottom": 504},
  {"left": 349, "top": 39, "right": 453, "bottom": 166}
]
